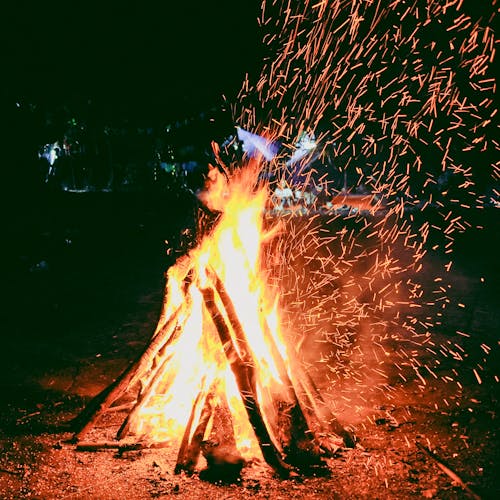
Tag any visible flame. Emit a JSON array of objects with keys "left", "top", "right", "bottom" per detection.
[{"left": 131, "top": 163, "right": 293, "bottom": 460}]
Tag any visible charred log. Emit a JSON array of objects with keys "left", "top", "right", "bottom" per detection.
[
  {"left": 201, "top": 285, "right": 292, "bottom": 478},
  {"left": 199, "top": 439, "right": 245, "bottom": 484},
  {"left": 276, "top": 400, "right": 328, "bottom": 474},
  {"left": 175, "top": 388, "right": 212, "bottom": 474},
  {"left": 199, "top": 392, "right": 245, "bottom": 482},
  {"left": 211, "top": 267, "right": 328, "bottom": 469},
  {"left": 297, "top": 373, "right": 356, "bottom": 449}
]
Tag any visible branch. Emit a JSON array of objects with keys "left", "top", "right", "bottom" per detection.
[{"left": 416, "top": 441, "right": 481, "bottom": 500}]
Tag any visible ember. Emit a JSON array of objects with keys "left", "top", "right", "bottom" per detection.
[{"left": 72, "top": 161, "right": 354, "bottom": 478}]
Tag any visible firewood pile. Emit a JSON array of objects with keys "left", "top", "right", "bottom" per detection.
[{"left": 71, "top": 165, "right": 355, "bottom": 479}]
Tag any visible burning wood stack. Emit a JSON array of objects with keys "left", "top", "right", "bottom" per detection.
[{"left": 72, "top": 164, "right": 354, "bottom": 478}]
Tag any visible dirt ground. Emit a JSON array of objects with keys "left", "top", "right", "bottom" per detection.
[{"left": 1, "top": 190, "right": 498, "bottom": 499}]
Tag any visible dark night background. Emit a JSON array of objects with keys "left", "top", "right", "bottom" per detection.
[
  {"left": 2, "top": 1, "right": 262, "bottom": 119},
  {"left": 2, "top": 1, "right": 263, "bottom": 192},
  {"left": 0, "top": 1, "right": 497, "bottom": 353}
]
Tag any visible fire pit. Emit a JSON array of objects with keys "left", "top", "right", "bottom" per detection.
[{"left": 72, "top": 163, "right": 354, "bottom": 479}]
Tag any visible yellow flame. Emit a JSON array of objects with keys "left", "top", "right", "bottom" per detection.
[{"left": 131, "top": 163, "right": 293, "bottom": 460}]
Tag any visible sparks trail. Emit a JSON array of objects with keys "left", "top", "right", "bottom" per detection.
[{"left": 232, "top": 0, "right": 497, "bottom": 407}]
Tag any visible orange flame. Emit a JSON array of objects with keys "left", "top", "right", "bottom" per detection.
[{"left": 131, "top": 163, "right": 292, "bottom": 460}]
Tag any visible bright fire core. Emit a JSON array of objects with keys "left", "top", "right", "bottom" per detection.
[{"left": 131, "top": 164, "right": 294, "bottom": 460}]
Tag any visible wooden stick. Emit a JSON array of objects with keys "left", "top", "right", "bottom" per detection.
[
  {"left": 209, "top": 268, "right": 321, "bottom": 465},
  {"left": 209, "top": 267, "right": 295, "bottom": 406},
  {"left": 416, "top": 442, "right": 481, "bottom": 500},
  {"left": 202, "top": 388, "right": 244, "bottom": 471},
  {"left": 206, "top": 391, "right": 240, "bottom": 453},
  {"left": 115, "top": 350, "right": 176, "bottom": 440},
  {"left": 105, "top": 402, "right": 134, "bottom": 413},
  {"left": 201, "top": 285, "right": 292, "bottom": 478},
  {"left": 71, "top": 360, "right": 138, "bottom": 442},
  {"left": 296, "top": 373, "right": 356, "bottom": 448},
  {"left": 174, "top": 387, "right": 212, "bottom": 474},
  {"left": 72, "top": 255, "right": 193, "bottom": 442},
  {"left": 115, "top": 296, "right": 194, "bottom": 440},
  {"left": 75, "top": 441, "right": 170, "bottom": 452},
  {"left": 0, "top": 468, "right": 22, "bottom": 476},
  {"left": 127, "top": 302, "right": 185, "bottom": 393},
  {"left": 152, "top": 256, "right": 193, "bottom": 339},
  {"left": 182, "top": 398, "right": 215, "bottom": 473},
  {"left": 184, "top": 378, "right": 248, "bottom": 475},
  {"left": 206, "top": 268, "right": 256, "bottom": 368},
  {"left": 76, "top": 441, "right": 142, "bottom": 452},
  {"left": 72, "top": 304, "right": 182, "bottom": 442}
]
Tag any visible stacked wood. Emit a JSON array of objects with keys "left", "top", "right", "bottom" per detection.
[
  {"left": 199, "top": 391, "right": 245, "bottom": 482},
  {"left": 200, "top": 284, "right": 292, "bottom": 478},
  {"left": 175, "top": 386, "right": 212, "bottom": 474},
  {"left": 72, "top": 304, "right": 184, "bottom": 442},
  {"left": 71, "top": 261, "right": 354, "bottom": 478},
  {"left": 208, "top": 268, "right": 329, "bottom": 471}
]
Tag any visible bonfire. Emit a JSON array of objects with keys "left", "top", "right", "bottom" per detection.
[{"left": 72, "top": 161, "right": 354, "bottom": 479}]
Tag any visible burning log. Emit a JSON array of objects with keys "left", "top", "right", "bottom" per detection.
[
  {"left": 200, "top": 284, "right": 293, "bottom": 478},
  {"left": 174, "top": 388, "right": 211, "bottom": 474},
  {"left": 71, "top": 257, "right": 196, "bottom": 444},
  {"left": 296, "top": 372, "right": 356, "bottom": 449},
  {"left": 209, "top": 267, "right": 327, "bottom": 471},
  {"left": 199, "top": 390, "right": 245, "bottom": 482},
  {"left": 72, "top": 269, "right": 192, "bottom": 443},
  {"left": 175, "top": 380, "right": 245, "bottom": 479},
  {"left": 115, "top": 347, "right": 178, "bottom": 440},
  {"left": 72, "top": 305, "right": 182, "bottom": 442},
  {"left": 200, "top": 440, "right": 245, "bottom": 483},
  {"left": 71, "top": 265, "right": 351, "bottom": 476}
]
